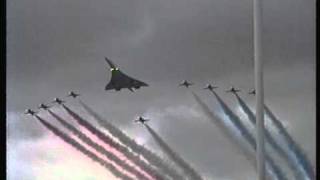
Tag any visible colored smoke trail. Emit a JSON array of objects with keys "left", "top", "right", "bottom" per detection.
[
  {"left": 145, "top": 124, "right": 203, "bottom": 180},
  {"left": 34, "top": 115, "right": 134, "bottom": 180},
  {"left": 264, "top": 105, "right": 315, "bottom": 180},
  {"left": 48, "top": 110, "right": 149, "bottom": 180},
  {"left": 210, "top": 91, "right": 287, "bottom": 180},
  {"left": 78, "top": 100, "right": 184, "bottom": 180},
  {"left": 234, "top": 93, "right": 304, "bottom": 179},
  {"left": 61, "top": 104, "right": 165, "bottom": 180},
  {"left": 210, "top": 91, "right": 256, "bottom": 148},
  {"left": 192, "top": 92, "right": 287, "bottom": 180},
  {"left": 192, "top": 92, "right": 254, "bottom": 162}
]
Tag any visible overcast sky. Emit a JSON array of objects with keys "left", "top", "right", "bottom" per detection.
[{"left": 7, "top": 0, "right": 315, "bottom": 179}]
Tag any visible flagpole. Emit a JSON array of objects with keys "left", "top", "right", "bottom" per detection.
[{"left": 253, "top": 0, "right": 265, "bottom": 178}]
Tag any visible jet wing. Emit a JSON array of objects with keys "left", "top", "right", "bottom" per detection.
[
  {"left": 105, "top": 82, "right": 114, "bottom": 90},
  {"left": 132, "top": 78, "right": 149, "bottom": 87},
  {"left": 105, "top": 69, "right": 148, "bottom": 91},
  {"left": 118, "top": 71, "right": 148, "bottom": 87}
]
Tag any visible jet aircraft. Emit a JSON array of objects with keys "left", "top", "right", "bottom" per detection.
[
  {"left": 52, "top": 98, "right": 65, "bottom": 105},
  {"left": 104, "top": 57, "right": 148, "bottom": 92},
  {"left": 179, "top": 80, "right": 193, "bottom": 88},
  {"left": 248, "top": 89, "right": 256, "bottom": 95},
  {"left": 24, "top": 109, "right": 37, "bottom": 116},
  {"left": 38, "top": 103, "right": 50, "bottom": 110},
  {"left": 225, "top": 86, "right": 241, "bottom": 94},
  {"left": 134, "top": 116, "right": 150, "bottom": 124},
  {"left": 204, "top": 84, "right": 218, "bottom": 91},
  {"left": 67, "top": 91, "right": 80, "bottom": 98}
]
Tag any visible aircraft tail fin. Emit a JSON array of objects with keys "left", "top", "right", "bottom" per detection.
[{"left": 105, "top": 57, "right": 117, "bottom": 69}]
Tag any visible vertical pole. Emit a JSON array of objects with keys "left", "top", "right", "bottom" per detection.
[{"left": 254, "top": 0, "right": 265, "bottom": 179}]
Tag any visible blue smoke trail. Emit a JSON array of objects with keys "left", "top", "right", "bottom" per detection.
[
  {"left": 234, "top": 93, "right": 300, "bottom": 179},
  {"left": 210, "top": 91, "right": 288, "bottom": 180},
  {"left": 264, "top": 105, "right": 315, "bottom": 180},
  {"left": 192, "top": 92, "right": 254, "bottom": 162},
  {"left": 193, "top": 92, "right": 287, "bottom": 180}
]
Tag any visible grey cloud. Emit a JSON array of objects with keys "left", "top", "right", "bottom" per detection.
[{"left": 7, "top": 0, "right": 315, "bottom": 179}]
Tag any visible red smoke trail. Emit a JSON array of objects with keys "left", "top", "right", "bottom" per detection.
[
  {"left": 62, "top": 104, "right": 163, "bottom": 180},
  {"left": 34, "top": 115, "right": 134, "bottom": 180},
  {"left": 48, "top": 110, "right": 149, "bottom": 180},
  {"left": 78, "top": 100, "right": 183, "bottom": 180}
]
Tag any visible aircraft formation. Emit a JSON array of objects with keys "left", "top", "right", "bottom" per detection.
[
  {"left": 23, "top": 57, "right": 314, "bottom": 180},
  {"left": 25, "top": 91, "right": 80, "bottom": 116},
  {"left": 24, "top": 57, "right": 256, "bottom": 121},
  {"left": 24, "top": 57, "right": 255, "bottom": 122}
]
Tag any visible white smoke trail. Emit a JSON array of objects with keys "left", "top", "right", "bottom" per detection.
[
  {"left": 48, "top": 110, "right": 149, "bottom": 180},
  {"left": 78, "top": 100, "right": 185, "bottom": 180},
  {"left": 144, "top": 124, "right": 203, "bottom": 180}
]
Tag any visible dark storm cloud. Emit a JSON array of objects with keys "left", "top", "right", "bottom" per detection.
[
  {"left": 7, "top": 0, "right": 314, "bottom": 86},
  {"left": 7, "top": 0, "right": 315, "bottom": 179}
]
